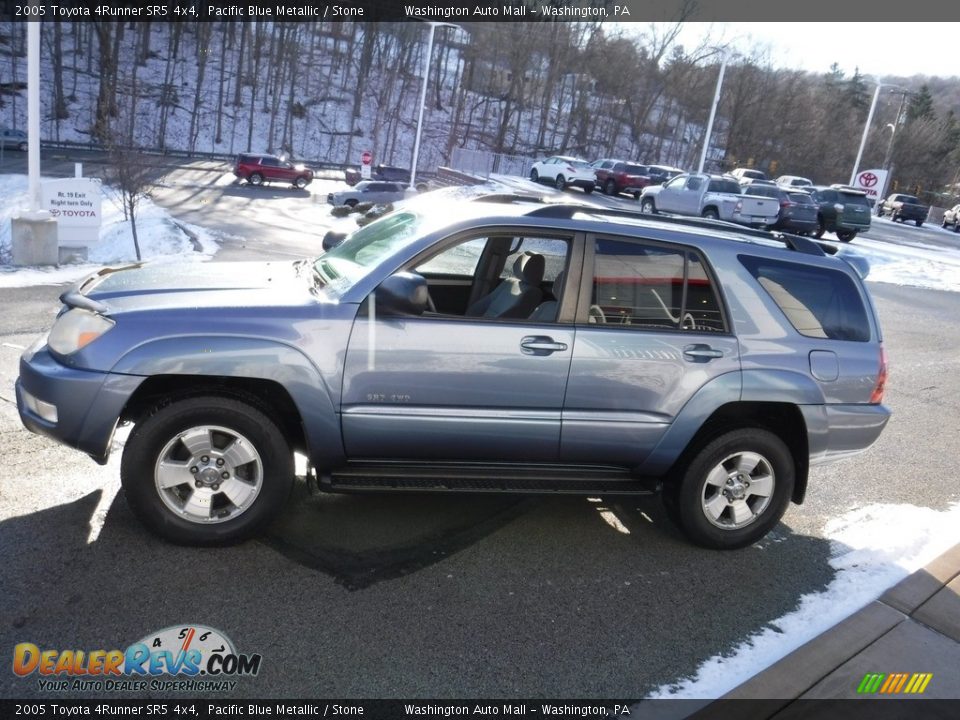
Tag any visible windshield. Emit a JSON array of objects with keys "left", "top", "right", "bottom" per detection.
[{"left": 312, "top": 211, "right": 422, "bottom": 296}]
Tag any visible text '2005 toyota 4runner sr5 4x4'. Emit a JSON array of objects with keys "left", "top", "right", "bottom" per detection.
[{"left": 17, "top": 196, "right": 890, "bottom": 550}]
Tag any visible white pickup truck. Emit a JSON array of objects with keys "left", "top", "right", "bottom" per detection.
[{"left": 639, "top": 173, "right": 779, "bottom": 228}]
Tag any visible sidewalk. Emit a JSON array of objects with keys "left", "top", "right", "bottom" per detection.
[{"left": 698, "top": 542, "right": 960, "bottom": 715}]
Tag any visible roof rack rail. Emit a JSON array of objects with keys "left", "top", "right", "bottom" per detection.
[
  {"left": 471, "top": 193, "right": 547, "bottom": 204},
  {"left": 524, "top": 203, "right": 828, "bottom": 257}
]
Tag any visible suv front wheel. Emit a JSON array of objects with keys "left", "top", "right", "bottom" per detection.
[
  {"left": 121, "top": 396, "right": 294, "bottom": 546},
  {"left": 665, "top": 429, "right": 794, "bottom": 550}
]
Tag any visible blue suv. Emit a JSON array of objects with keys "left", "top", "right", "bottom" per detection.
[{"left": 17, "top": 197, "right": 890, "bottom": 549}]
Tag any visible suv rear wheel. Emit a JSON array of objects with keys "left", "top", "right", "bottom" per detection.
[
  {"left": 294, "top": 176, "right": 309, "bottom": 189},
  {"left": 248, "top": 172, "right": 264, "bottom": 186},
  {"left": 665, "top": 429, "right": 794, "bottom": 550},
  {"left": 640, "top": 197, "right": 656, "bottom": 214},
  {"left": 121, "top": 396, "right": 294, "bottom": 546},
  {"left": 605, "top": 179, "right": 617, "bottom": 195}
]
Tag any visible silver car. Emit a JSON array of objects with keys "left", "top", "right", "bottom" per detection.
[
  {"left": 1, "top": 128, "right": 28, "bottom": 151},
  {"left": 328, "top": 181, "right": 411, "bottom": 207}
]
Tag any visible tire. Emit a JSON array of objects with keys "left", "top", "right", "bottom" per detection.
[
  {"left": 701, "top": 207, "right": 719, "bottom": 220},
  {"left": 555, "top": 175, "right": 567, "bottom": 191},
  {"left": 120, "top": 396, "right": 294, "bottom": 546},
  {"left": 954, "top": 223, "right": 960, "bottom": 234},
  {"left": 836, "top": 230, "right": 856, "bottom": 242},
  {"left": 248, "top": 172, "right": 264, "bottom": 186},
  {"left": 892, "top": 212, "right": 901, "bottom": 223},
  {"left": 530, "top": 169, "right": 539, "bottom": 182},
  {"left": 915, "top": 219, "right": 923, "bottom": 227},
  {"left": 811, "top": 218, "right": 825, "bottom": 239},
  {"left": 583, "top": 185, "right": 594, "bottom": 194},
  {"left": 605, "top": 179, "right": 617, "bottom": 196},
  {"left": 942, "top": 218, "right": 948, "bottom": 228},
  {"left": 294, "top": 176, "right": 308, "bottom": 190},
  {"left": 344, "top": 199, "right": 359, "bottom": 208},
  {"left": 640, "top": 197, "right": 656, "bottom": 214},
  {"left": 877, "top": 206, "right": 884, "bottom": 217},
  {"left": 664, "top": 428, "right": 794, "bottom": 550}
]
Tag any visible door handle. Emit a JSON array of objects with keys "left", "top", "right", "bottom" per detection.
[
  {"left": 520, "top": 336, "right": 568, "bottom": 355},
  {"left": 683, "top": 344, "right": 724, "bottom": 361}
]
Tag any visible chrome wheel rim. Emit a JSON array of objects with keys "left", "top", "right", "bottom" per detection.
[
  {"left": 154, "top": 425, "right": 263, "bottom": 524},
  {"left": 701, "top": 451, "right": 775, "bottom": 530}
]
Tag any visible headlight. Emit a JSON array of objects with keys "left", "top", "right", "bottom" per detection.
[{"left": 48, "top": 309, "right": 115, "bottom": 355}]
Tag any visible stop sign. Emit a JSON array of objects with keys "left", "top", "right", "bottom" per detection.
[{"left": 361, "top": 150, "right": 372, "bottom": 166}]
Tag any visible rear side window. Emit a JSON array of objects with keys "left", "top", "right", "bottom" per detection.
[
  {"left": 709, "top": 178, "right": 741, "bottom": 194},
  {"left": 590, "top": 239, "right": 726, "bottom": 332},
  {"left": 739, "top": 256, "right": 870, "bottom": 341}
]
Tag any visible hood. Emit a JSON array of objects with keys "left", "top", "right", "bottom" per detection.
[{"left": 66, "top": 261, "right": 319, "bottom": 313}]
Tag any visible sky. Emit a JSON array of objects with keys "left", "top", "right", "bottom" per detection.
[{"left": 666, "top": 23, "right": 958, "bottom": 79}]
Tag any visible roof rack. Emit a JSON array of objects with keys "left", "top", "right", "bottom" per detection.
[{"left": 524, "top": 203, "right": 830, "bottom": 257}]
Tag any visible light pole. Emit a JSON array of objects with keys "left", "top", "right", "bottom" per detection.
[
  {"left": 850, "top": 82, "right": 912, "bottom": 187},
  {"left": 849, "top": 83, "right": 882, "bottom": 186},
  {"left": 698, "top": 48, "right": 730, "bottom": 174},
  {"left": 410, "top": 21, "right": 459, "bottom": 191}
]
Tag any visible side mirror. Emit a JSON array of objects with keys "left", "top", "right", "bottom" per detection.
[
  {"left": 374, "top": 272, "right": 429, "bottom": 316},
  {"left": 322, "top": 231, "right": 347, "bottom": 251}
]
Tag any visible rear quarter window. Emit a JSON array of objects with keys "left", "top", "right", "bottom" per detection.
[{"left": 739, "top": 256, "right": 871, "bottom": 341}]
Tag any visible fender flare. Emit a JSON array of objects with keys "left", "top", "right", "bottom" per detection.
[{"left": 111, "top": 335, "right": 344, "bottom": 466}]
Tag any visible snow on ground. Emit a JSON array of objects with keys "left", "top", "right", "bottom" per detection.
[
  {"left": 0, "top": 174, "right": 220, "bottom": 288},
  {"left": 650, "top": 501, "right": 960, "bottom": 699},
  {"left": 837, "top": 219, "right": 960, "bottom": 293}
]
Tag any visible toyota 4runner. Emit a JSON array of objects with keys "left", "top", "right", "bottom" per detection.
[{"left": 17, "top": 196, "right": 890, "bottom": 550}]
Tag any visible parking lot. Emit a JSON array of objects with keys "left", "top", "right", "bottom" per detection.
[{"left": 1, "top": 159, "right": 959, "bottom": 700}]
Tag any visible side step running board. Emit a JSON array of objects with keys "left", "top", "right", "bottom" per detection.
[{"left": 323, "top": 463, "right": 661, "bottom": 495}]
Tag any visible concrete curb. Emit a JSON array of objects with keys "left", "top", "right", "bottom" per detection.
[{"left": 709, "top": 542, "right": 960, "bottom": 708}]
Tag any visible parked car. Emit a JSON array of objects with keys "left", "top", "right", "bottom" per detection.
[
  {"left": 233, "top": 153, "right": 313, "bottom": 189},
  {"left": 645, "top": 164, "right": 685, "bottom": 185},
  {"left": 775, "top": 175, "right": 814, "bottom": 189},
  {"left": 730, "top": 167, "right": 768, "bottom": 186},
  {"left": 941, "top": 203, "right": 960, "bottom": 232},
  {"left": 592, "top": 160, "right": 653, "bottom": 197},
  {"left": 742, "top": 184, "right": 819, "bottom": 235},
  {"left": 808, "top": 186, "right": 872, "bottom": 242},
  {"left": 530, "top": 156, "right": 595, "bottom": 192},
  {"left": 0, "top": 128, "right": 28, "bottom": 151},
  {"left": 16, "top": 195, "right": 890, "bottom": 550},
  {"left": 639, "top": 173, "right": 779, "bottom": 228},
  {"left": 875, "top": 193, "right": 929, "bottom": 227},
  {"left": 345, "top": 164, "right": 417, "bottom": 187},
  {"left": 328, "top": 181, "right": 411, "bottom": 207}
]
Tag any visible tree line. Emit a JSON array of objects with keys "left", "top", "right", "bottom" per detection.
[{"left": 1, "top": 19, "right": 958, "bottom": 199}]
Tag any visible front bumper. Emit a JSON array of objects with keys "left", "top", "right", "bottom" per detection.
[{"left": 17, "top": 344, "right": 145, "bottom": 464}]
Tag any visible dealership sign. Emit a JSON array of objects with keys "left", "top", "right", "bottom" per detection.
[
  {"left": 851, "top": 169, "right": 888, "bottom": 202},
  {"left": 41, "top": 177, "right": 102, "bottom": 247}
]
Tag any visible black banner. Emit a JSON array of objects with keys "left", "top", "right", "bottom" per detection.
[
  {"left": 2, "top": 699, "right": 960, "bottom": 720},
  {"left": 3, "top": 0, "right": 960, "bottom": 23}
]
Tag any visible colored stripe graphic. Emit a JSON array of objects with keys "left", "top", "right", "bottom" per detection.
[{"left": 857, "top": 672, "right": 932, "bottom": 694}]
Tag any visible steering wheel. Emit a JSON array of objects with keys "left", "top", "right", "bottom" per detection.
[
  {"left": 681, "top": 312, "right": 698, "bottom": 331},
  {"left": 588, "top": 304, "right": 606, "bottom": 324}
]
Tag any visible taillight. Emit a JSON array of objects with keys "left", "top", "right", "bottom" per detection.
[
  {"left": 870, "top": 346, "right": 888, "bottom": 404},
  {"left": 734, "top": 200, "right": 743, "bottom": 212},
  {"left": 780, "top": 200, "right": 795, "bottom": 208}
]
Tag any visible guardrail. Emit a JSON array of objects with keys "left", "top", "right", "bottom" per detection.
[{"left": 13, "top": 139, "right": 436, "bottom": 179}]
